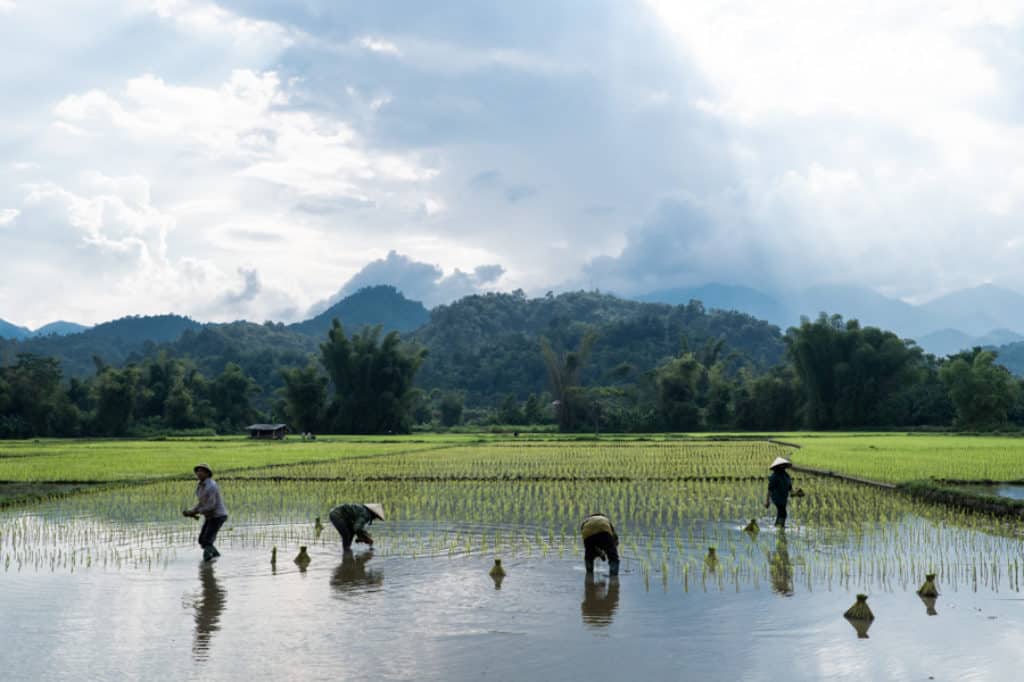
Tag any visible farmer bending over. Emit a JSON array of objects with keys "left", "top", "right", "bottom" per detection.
[
  {"left": 329, "top": 504, "right": 385, "bottom": 550},
  {"left": 581, "top": 513, "right": 620, "bottom": 576},
  {"left": 183, "top": 463, "right": 228, "bottom": 562},
  {"left": 765, "top": 457, "right": 793, "bottom": 528}
]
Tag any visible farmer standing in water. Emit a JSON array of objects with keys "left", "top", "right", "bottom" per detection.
[
  {"left": 183, "top": 463, "right": 228, "bottom": 562},
  {"left": 765, "top": 456, "right": 793, "bottom": 528},
  {"left": 581, "top": 513, "right": 620, "bottom": 576},
  {"left": 328, "top": 503, "right": 385, "bottom": 550}
]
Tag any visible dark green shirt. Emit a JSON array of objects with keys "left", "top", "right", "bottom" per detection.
[
  {"left": 329, "top": 504, "right": 375, "bottom": 533},
  {"left": 768, "top": 470, "right": 793, "bottom": 506}
]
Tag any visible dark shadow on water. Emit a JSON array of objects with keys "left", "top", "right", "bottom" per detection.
[
  {"left": 920, "top": 594, "right": 938, "bottom": 616},
  {"left": 331, "top": 550, "right": 383, "bottom": 594},
  {"left": 770, "top": 531, "right": 794, "bottom": 597},
  {"left": 193, "top": 563, "right": 226, "bottom": 661},
  {"left": 845, "top": 616, "right": 873, "bottom": 639},
  {"left": 581, "top": 574, "right": 619, "bottom": 628}
]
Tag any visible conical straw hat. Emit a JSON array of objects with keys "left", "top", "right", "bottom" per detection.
[
  {"left": 365, "top": 503, "right": 385, "bottom": 520},
  {"left": 769, "top": 457, "right": 792, "bottom": 470}
]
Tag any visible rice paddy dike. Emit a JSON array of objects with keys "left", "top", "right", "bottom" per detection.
[{"left": 3, "top": 433, "right": 1024, "bottom": 679}]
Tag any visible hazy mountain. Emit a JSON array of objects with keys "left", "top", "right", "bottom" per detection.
[
  {"left": 290, "top": 285, "right": 430, "bottom": 338},
  {"left": 918, "top": 284, "right": 1024, "bottom": 337},
  {"left": 0, "top": 319, "right": 32, "bottom": 340},
  {"left": 785, "top": 285, "right": 939, "bottom": 338},
  {"left": 912, "top": 328, "right": 1024, "bottom": 357},
  {"left": 32, "top": 321, "right": 89, "bottom": 337},
  {"left": 635, "top": 282, "right": 1024, "bottom": 345},
  {"left": 0, "top": 319, "right": 89, "bottom": 340},
  {"left": 636, "top": 283, "right": 789, "bottom": 326}
]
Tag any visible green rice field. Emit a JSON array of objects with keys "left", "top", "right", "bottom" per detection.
[{"left": 3, "top": 433, "right": 1024, "bottom": 679}]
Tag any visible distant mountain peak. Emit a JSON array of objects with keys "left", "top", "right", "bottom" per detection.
[{"left": 290, "top": 285, "right": 430, "bottom": 337}]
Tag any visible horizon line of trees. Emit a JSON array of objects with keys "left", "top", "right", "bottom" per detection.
[{"left": 1, "top": 312, "right": 1022, "bottom": 438}]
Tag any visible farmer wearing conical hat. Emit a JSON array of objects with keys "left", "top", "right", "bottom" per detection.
[
  {"left": 581, "top": 513, "right": 620, "bottom": 576},
  {"left": 765, "top": 457, "right": 793, "bottom": 528},
  {"left": 183, "top": 464, "right": 228, "bottom": 562},
  {"left": 329, "top": 504, "right": 385, "bottom": 550}
]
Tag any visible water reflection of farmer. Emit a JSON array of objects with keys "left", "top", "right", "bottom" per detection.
[
  {"left": 193, "top": 564, "right": 226, "bottom": 660},
  {"left": 331, "top": 549, "right": 383, "bottom": 593},
  {"left": 581, "top": 573, "right": 620, "bottom": 627},
  {"left": 769, "top": 531, "right": 794, "bottom": 596},
  {"left": 328, "top": 504, "right": 385, "bottom": 550},
  {"left": 765, "top": 457, "right": 793, "bottom": 528},
  {"left": 581, "top": 513, "right": 620, "bottom": 576}
]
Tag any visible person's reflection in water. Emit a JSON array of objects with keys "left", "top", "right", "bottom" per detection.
[
  {"left": 769, "top": 530, "right": 794, "bottom": 597},
  {"left": 331, "top": 549, "right": 383, "bottom": 594},
  {"left": 581, "top": 573, "right": 620, "bottom": 627},
  {"left": 193, "top": 563, "right": 226, "bottom": 661}
]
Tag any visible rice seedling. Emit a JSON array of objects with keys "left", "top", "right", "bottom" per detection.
[
  {"left": 844, "top": 594, "right": 874, "bottom": 621},
  {"left": 1, "top": 434, "right": 1023, "bottom": 604}
]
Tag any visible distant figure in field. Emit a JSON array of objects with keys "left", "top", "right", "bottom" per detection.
[
  {"left": 765, "top": 457, "right": 793, "bottom": 528},
  {"left": 329, "top": 504, "right": 385, "bottom": 550},
  {"left": 183, "top": 463, "right": 228, "bottom": 562},
  {"left": 581, "top": 513, "right": 619, "bottom": 576}
]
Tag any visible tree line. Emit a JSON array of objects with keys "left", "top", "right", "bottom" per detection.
[{"left": 1, "top": 311, "right": 1021, "bottom": 438}]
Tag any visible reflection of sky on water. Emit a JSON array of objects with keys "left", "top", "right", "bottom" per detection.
[{"left": 0, "top": 547, "right": 1021, "bottom": 681}]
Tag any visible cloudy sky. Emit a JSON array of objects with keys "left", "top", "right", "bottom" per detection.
[{"left": 1, "top": 1, "right": 1023, "bottom": 327}]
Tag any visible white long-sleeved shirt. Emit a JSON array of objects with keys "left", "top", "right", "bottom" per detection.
[{"left": 191, "top": 479, "right": 228, "bottom": 518}]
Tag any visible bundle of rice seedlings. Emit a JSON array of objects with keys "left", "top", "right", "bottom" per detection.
[
  {"left": 294, "top": 546, "right": 311, "bottom": 569},
  {"left": 314, "top": 517, "right": 324, "bottom": 538},
  {"left": 270, "top": 546, "right": 277, "bottom": 566},
  {"left": 917, "top": 573, "right": 939, "bottom": 597},
  {"left": 489, "top": 558, "right": 506, "bottom": 578},
  {"left": 843, "top": 594, "right": 874, "bottom": 621},
  {"left": 705, "top": 547, "right": 719, "bottom": 572},
  {"left": 743, "top": 519, "right": 759, "bottom": 534}
]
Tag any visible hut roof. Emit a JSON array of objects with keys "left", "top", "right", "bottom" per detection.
[{"left": 246, "top": 423, "right": 287, "bottom": 431}]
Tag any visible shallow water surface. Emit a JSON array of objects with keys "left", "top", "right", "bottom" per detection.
[
  {"left": 2, "top": 540, "right": 1023, "bottom": 681},
  {"left": 4, "top": 477, "right": 1024, "bottom": 680}
]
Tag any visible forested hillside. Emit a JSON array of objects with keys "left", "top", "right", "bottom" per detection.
[
  {"left": 414, "top": 290, "right": 785, "bottom": 404},
  {"left": 6, "top": 286, "right": 1024, "bottom": 437}
]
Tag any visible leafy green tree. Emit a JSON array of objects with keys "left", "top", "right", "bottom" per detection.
[
  {"left": 940, "top": 349, "right": 1019, "bottom": 430},
  {"left": 164, "top": 377, "right": 195, "bottom": 429},
  {"left": 786, "top": 314, "right": 924, "bottom": 428},
  {"left": 93, "top": 366, "right": 141, "bottom": 436},
  {"left": 522, "top": 393, "right": 546, "bottom": 424},
  {"left": 0, "top": 354, "right": 78, "bottom": 437},
  {"left": 319, "top": 320, "right": 427, "bottom": 434},
  {"left": 439, "top": 391, "right": 464, "bottom": 427},
  {"left": 540, "top": 331, "right": 596, "bottom": 431},
  {"left": 210, "top": 362, "right": 260, "bottom": 431},
  {"left": 656, "top": 352, "right": 704, "bottom": 430},
  {"left": 279, "top": 362, "right": 328, "bottom": 433},
  {"left": 498, "top": 394, "right": 525, "bottom": 424}
]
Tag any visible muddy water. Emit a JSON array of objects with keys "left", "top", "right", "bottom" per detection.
[{"left": 2, "top": 534, "right": 1023, "bottom": 681}]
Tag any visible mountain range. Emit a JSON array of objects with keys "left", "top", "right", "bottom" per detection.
[
  {"left": 636, "top": 282, "right": 1024, "bottom": 356},
  {"left": 0, "top": 319, "right": 88, "bottom": 340},
  {"left": 3, "top": 281, "right": 1024, "bottom": 369}
]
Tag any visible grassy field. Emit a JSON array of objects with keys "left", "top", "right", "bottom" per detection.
[{"left": 786, "top": 434, "right": 1024, "bottom": 483}]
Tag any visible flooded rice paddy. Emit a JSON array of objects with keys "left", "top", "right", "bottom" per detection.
[{"left": 3, "top": 476, "right": 1024, "bottom": 680}]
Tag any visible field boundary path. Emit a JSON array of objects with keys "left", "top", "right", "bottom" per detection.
[{"left": 790, "top": 465, "right": 896, "bottom": 490}]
